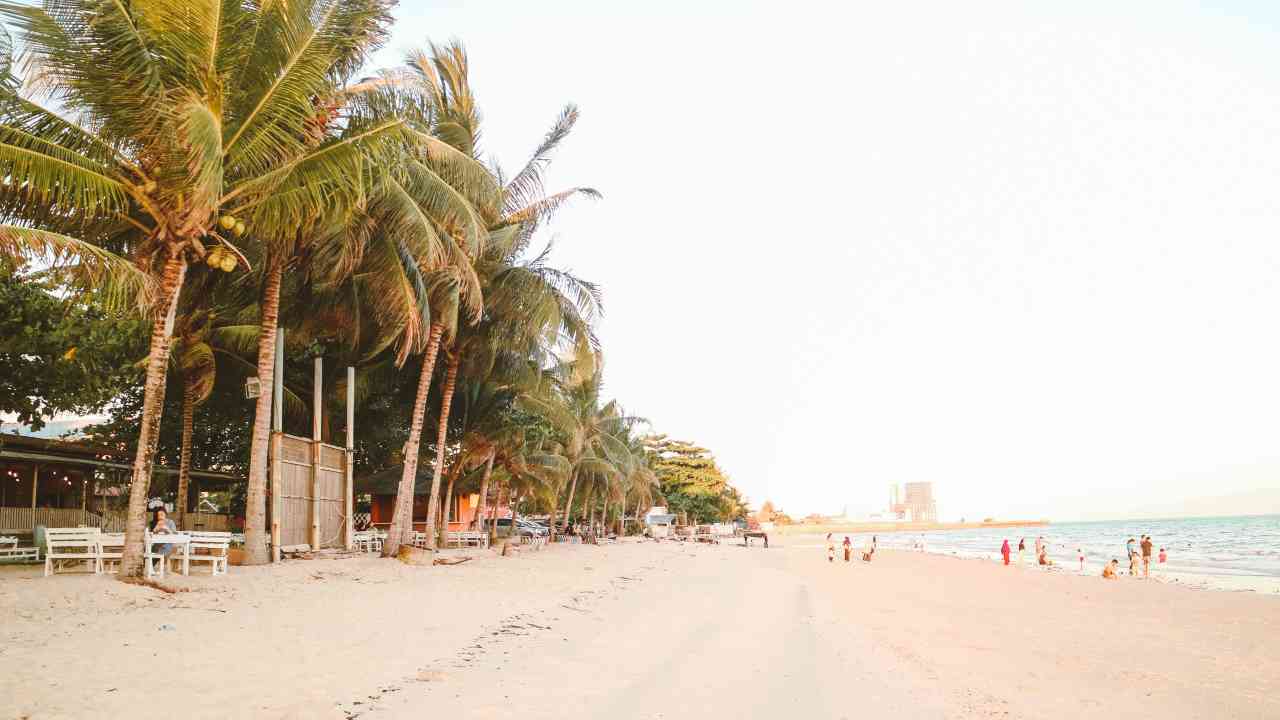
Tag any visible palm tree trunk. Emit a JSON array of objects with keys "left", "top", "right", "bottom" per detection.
[
  {"left": 560, "top": 467, "right": 579, "bottom": 532},
  {"left": 472, "top": 449, "right": 494, "bottom": 531},
  {"left": 618, "top": 494, "right": 625, "bottom": 538},
  {"left": 120, "top": 255, "right": 187, "bottom": 577},
  {"left": 383, "top": 323, "right": 444, "bottom": 557},
  {"left": 175, "top": 377, "right": 196, "bottom": 531},
  {"left": 487, "top": 478, "right": 502, "bottom": 545},
  {"left": 242, "top": 260, "right": 284, "bottom": 565},
  {"left": 423, "top": 352, "right": 459, "bottom": 550},
  {"left": 442, "top": 468, "right": 457, "bottom": 535}
]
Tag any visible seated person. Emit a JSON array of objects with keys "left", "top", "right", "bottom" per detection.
[
  {"left": 1102, "top": 559, "right": 1119, "bottom": 579},
  {"left": 1038, "top": 549, "right": 1053, "bottom": 566},
  {"left": 151, "top": 508, "right": 178, "bottom": 557}
]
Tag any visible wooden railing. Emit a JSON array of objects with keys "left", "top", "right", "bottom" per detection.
[{"left": 1, "top": 507, "right": 92, "bottom": 532}]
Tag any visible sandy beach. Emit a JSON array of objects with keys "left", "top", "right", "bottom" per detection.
[{"left": 3, "top": 538, "right": 1277, "bottom": 719}]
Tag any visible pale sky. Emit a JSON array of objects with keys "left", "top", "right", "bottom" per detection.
[{"left": 373, "top": 0, "right": 1280, "bottom": 521}]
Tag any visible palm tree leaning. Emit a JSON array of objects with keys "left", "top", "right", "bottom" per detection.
[{"left": 399, "top": 41, "right": 604, "bottom": 550}]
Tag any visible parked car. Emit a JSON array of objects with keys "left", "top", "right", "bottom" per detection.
[{"left": 493, "top": 518, "right": 548, "bottom": 537}]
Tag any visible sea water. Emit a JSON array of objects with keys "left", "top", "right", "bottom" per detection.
[{"left": 871, "top": 514, "right": 1280, "bottom": 594}]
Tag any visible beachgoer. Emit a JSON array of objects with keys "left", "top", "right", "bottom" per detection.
[
  {"left": 1017, "top": 538, "right": 1026, "bottom": 565},
  {"left": 1126, "top": 537, "right": 1136, "bottom": 559},
  {"left": 1158, "top": 548, "right": 1167, "bottom": 564},
  {"left": 871, "top": 535, "right": 877, "bottom": 555},
  {"left": 1141, "top": 535, "right": 1153, "bottom": 578},
  {"left": 151, "top": 508, "right": 177, "bottom": 560},
  {"left": 1102, "top": 559, "right": 1119, "bottom": 579},
  {"left": 1038, "top": 548, "right": 1053, "bottom": 566},
  {"left": 1077, "top": 548, "right": 1085, "bottom": 572},
  {"left": 1128, "top": 550, "right": 1140, "bottom": 577},
  {"left": 1001, "top": 539, "right": 1011, "bottom": 566},
  {"left": 1034, "top": 536, "right": 1044, "bottom": 559},
  {"left": 826, "top": 533, "right": 834, "bottom": 563},
  {"left": 842, "top": 536, "right": 852, "bottom": 562}
]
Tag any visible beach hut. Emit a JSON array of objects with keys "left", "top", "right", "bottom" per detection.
[{"left": 356, "top": 465, "right": 512, "bottom": 534}]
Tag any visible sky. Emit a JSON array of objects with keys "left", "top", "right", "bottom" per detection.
[{"left": 362, "top": 0, "right": 1280, "bottom": 522}]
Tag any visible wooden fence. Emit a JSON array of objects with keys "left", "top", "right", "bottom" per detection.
[
  {"left": 269, "top": 433, "right": 352, "bottom": 557},
  {"left": 1, "top": 507, "right": 232, "bottom": 534},
  {"left": 0, "top": 507, "right": 124, "bottom": 533}
]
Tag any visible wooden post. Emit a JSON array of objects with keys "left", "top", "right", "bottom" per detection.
[
  {"left": 270, "top": 433, "right": 282, "bottom": 562},
  {"left": 344, "top": 365, "right": 355, "bottom": 550},
  {"left": 310, "top": 356, "right": 322, "bottom": 551},
  {"left": 30, "top": 463, "right": 37, "bottom": 531},
  {"left": 272, "top": 329, "right": 284, "bottom": 433},
  {"left": 270, "top": 328, "right": 284, "bottom": 561}
]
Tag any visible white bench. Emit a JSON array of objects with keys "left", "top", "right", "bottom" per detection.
[
  {"left": 44, "top": 528, "right": 101, "bottom": 576},
  {"left": 0, "top": 535, "right": 39, "bottom": 562},
  {"left": 353, "top": 530, "right": 382, "bottom": 554},
  {"left": 409, "top": 530, "right": 431, "bottom": 549},
  {"left": 447, "top": 531, "right": 489, "bottom": 549},
  {"left": 97, "top": 533, "right": 125, "bottom": 573},
  {"left": 173, "top": 531, "right": 230, "bottom": 575}
]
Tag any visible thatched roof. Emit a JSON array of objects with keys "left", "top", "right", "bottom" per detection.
[{"left": 355, "top": 465, "right": 433, "bottom": 496}]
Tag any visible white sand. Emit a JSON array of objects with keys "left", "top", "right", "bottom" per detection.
[{"left": 2, "top": 537, "right": 1277, "bottom": 719}]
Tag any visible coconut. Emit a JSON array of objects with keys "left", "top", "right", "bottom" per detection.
[
  {"left": 234, "top": 220, "right": 246, "bottom": 236},
  {"left": 205, "top": 248, "right": 223, "bottom": 267},
  {"left": 219, "top": 254, "right": 237, "bottom": 272},
  {"left": 219, "top": 215, "right": 236, "bottom": 230}
]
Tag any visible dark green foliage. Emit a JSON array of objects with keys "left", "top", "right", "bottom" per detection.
[
  {"left": 647, "top": 434, "right": 748, "bottom": 523},
  {"left": 0, "top": 260, "right": 147, "bottom": 430}
]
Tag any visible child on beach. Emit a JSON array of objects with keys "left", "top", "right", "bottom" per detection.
[
  {"left": 1077, "top": 548, "right": 1085, "bottom": 572},
  {"left": 1001, "top": 539, "right": 1011, "bottom": 566},
  {"left": 1159, "top": 548, "right": 1167, "bottom": 564},
  {"left": 1102, "top": 559, "right": 1119, "bottom": 579}
]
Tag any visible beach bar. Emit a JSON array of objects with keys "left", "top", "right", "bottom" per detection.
[{"left": 0, "top": 432, "right": 242, "bottom": 535}]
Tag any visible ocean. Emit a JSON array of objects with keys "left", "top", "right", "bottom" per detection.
[{"left": 867, "top": 514, "right": 1280, "bottom": 594}]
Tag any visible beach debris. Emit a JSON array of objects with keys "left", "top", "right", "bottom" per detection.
[
  {"left": 158, "top": 623, "right": 176, "bottom": 632},
  {"left": 397, "top": 545, "right": 433, "bottom": 566},
  {"left": 434, "top": 556, "right": 471, "bottom": 566},
  {"left": 119, "top": 576, "right": 187, "bottom": 595}
]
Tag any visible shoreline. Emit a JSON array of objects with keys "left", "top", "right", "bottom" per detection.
[{"left": 782, "top": 531, "right": 1280, "bottom": 595}]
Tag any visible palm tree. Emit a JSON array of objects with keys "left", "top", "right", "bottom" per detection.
[
  {"left": 521, "top": 365, "right": 639, "bottom": 538},
  {"left": 168, "top": 310, "right": 218, "bottom": 531},
  {"left": 397, "top": 41, "right": 603, "bottom": 550}
]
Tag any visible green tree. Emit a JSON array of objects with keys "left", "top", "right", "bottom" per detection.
[
  {"left": 0, "top": 261, "right": 146, "bottom": 430},
  {"left": 645, "top": 434, "right": 745, "bottom": 523}
]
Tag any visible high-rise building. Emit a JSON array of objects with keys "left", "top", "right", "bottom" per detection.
[{"left": 903, "top": 482, "right": 937, "bottom": 523}]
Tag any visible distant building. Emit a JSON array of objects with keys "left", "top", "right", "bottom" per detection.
[
  {"left": 903, "top": 482, "right": 937, "bottom": 522},
  {"left": 887, "top": 482, "right": 937, "bottom": 522}
]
